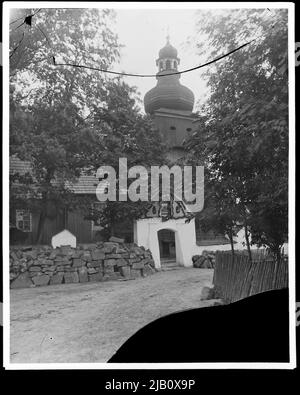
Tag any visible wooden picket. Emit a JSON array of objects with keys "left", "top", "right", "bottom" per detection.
[{"left": 213, "top": 251, "right": 288, "bottom": 303}]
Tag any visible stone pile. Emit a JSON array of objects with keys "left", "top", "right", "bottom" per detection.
[
  {"left": 192, "top": 251, "right": 216, "bottom": 269},
  {"left": 10, "top": 238, "right": 156, "bottom": 289}
]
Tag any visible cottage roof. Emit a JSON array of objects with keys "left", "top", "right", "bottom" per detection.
[{"left": 10, "top": 156, "right": 98, "bottom": 195}]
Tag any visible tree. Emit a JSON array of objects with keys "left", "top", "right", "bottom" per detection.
[
  {"left": 84, "top": 78, "right": 166, "bottom": 238},
  {"left": 196, "top": 175, "right": 242, "bottom": 259},
  {"left": 185, "top": 9, "right": 288, "bottom": 259},
  {"left": 10, "top": 9, "right": 166, "bottom": 243},
  {"left": 9, "top": 8, "right": 120, "bottom": 111}
]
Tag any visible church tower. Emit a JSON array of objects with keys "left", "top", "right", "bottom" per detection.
[
  {"left": 134, "top": 37, "right": 201, "bottom": 268},
  {"left": 144, "top": 36, "right": 199, "bottom": 161}
]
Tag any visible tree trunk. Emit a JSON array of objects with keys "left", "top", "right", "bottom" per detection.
[
  {"left": 63, "top": 207, "right": 68, "bottom": 229},
  {"left": 228, "top": 229, "right": 235, "bottom": 263},
  {"left": 36, "top": 210, "right": 46, "bottom": 245},
  {"left": 36, "top": 192, "right": 48, "bottom": 245},
  {"left": 271, "top": 245, "right": 282, "bottom": 288},
  {"left": 244, "top": 223, "right": 252, "bottom": 262},
  {"left": 110, "top": 222, "right": 115, "bottom": 237}
]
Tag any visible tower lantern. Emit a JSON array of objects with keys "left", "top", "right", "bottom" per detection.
[{"left": 156, "top": 35, "right": 180, "bottom": 72}]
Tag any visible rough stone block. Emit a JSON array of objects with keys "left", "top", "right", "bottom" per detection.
[
  {"left": 35, "top": 258, "right": 47, "bottom": 265},
  {"left": 81, "top": 251, "right": 92, "bottom": 262},
  {"left": 54, "top": 257, "right": 70, "bottom": 265},
  {"left": 10, "top": 251, "right": 19, "bottom": 261},
  {"left": 102, "top": 242, "right": 118, "bottom": 253},
  {"left": 115, "top": 247, "right": 127, "bottom": 253},
  {"left": 23, "top": 250, "right": 38, "bottom": 260},
  {"left": 29, "top": 271, "right": 39, "bottom": 277},
  {"left": 78, "top": 267, "right": 88, "bottom": 283},
  {"left": 32, "top": 274, "right": 50, "bottom": 286},
  {"left": 64, "top": 272, "right": 79, "bottom": 284},
  {"left": 148, "top": 259, "right": 155, "bottom": 268},
  {"left": 104, "top": 259, "right": 116, "bottom": 267},
  {"left": 11, "top": 272, "right": 33, "bottom": 289},
  {"left": 142, "top": 266, "right": 154, "bottom": 277},
  {"left": 71, "top": 250, "right": 83, "bottom": 259},
  {"left": 40, "top": 260, "right": 53, "bottom": 267},
  {"left": 49, "top": 248, "right": 60, "bottom": 259},
  {"left": 120, "top": 266, "right": 131, "bottom": 278},
  {"left": 115, "top": 258, "right": 128, "bottom": 267},
  {"left": 131, "top": 269, "right": 142, "bottom": 278},
  {"left": 43, "top": 266, "right": 55, "bottom": 272},
  {"left": 132, "top": 247, "right": 144, "bottom": 256},
  {"left": 132, "top": 261, "right": 145, "bottom": 270},
  {"left": 72, "top": 258, "right": 84, "bottom": 267},
  {"left": 50, "top": 273, "right": 64, "bottom": 285},
  {"left": 105, "top": 253, "right": 122, "bottom": 259},
  {"left": 103, "top": 266, "right": 114, "bottom": 274},
  {"left": 21, "top": 246, "right": 33, "bottom": 252},
  {"left": 60, "top": 245, "right": 74, "bottom": 256},
  {"left": 89, "top": 260, "right": 103, "bottom": 268},
  {"left": 29, "top": 266, "right": 41, "bottom": 272},
  {"left": 128, "top": 258, "right": 141, "bottom": 264},
  {"left": 91, "top": 249, "right": 106, "bottom": 260},
  {"left": 87, "top": 267, "right": 98, "bottom": 274},
  {"left": 200, "top": 286, "right": 215, "bottom": 300},
  {"left": 44, "top": 271, "right": 54, "bottom": 276},
  {"left": 109, "top": 236, "right": 125, "bottom": 243},
  {"left": 16, "top": 250, "right": 23, "bottom": 259},
  {"left": 32, "top": 259, "right": 42, "bottom": 266},
  {"left": 202, "top": 259, "right": 213, "bottom": 269},
  {"left": 83, "top": 243, "right": 97, "bottom": 250}
]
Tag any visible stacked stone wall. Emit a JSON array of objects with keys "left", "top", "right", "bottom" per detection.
[{"left": 10, "top": 239, "right": 156, "bottom": 289}]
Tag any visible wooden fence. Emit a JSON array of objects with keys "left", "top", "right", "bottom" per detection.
[{"left": 213, "top": 250, "right": 288, "bottom": 303}]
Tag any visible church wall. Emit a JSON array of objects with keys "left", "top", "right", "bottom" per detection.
[
  {"left": 154, "top": 114, "right": 194, "bottom": 148},
  {"left": 134, "top": 218, "right": 196, "bottom": 268}
]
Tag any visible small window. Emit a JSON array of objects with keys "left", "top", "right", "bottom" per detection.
[
  {"left": 166, "top": 60, "right": 171, "bottom": 69},
  {"left": 170, "top": 126, "right": 176, "bottom": 130},
  {"left": 16, "top": 210, "right": 32, "bottom": 232},
  {"left": 186, "top": 128, "right": 192, "bottom": 132}
]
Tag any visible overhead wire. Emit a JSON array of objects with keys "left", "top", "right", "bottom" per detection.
[{"left": 9, "top": 8, "right": 276, "bottom": 78}]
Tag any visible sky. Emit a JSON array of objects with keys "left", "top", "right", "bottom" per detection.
[{"left": 113, "top": 9, "right": 209, "bottom": 113}]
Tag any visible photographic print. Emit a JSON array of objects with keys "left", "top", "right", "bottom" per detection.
[{"left": 2, "top": 2, "right": 296, "bottom": 370}]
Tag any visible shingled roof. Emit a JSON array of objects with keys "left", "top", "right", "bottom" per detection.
[{"left": 10, "top": 156, "right": 98, "bottom": 195}]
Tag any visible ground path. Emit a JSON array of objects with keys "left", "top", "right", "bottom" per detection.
[{"left": 10, "top": 268, "right": 215, "bottom": 363}]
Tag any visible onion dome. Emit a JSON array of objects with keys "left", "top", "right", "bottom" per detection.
[
  {"left": 144, "top": 75, "right": 194, "bottom": 114},
  {"left": 144, "top": 37, "right": 194, "bottom": 114},
  {"left": 158, "top": 36, "right": 178, "bottom": 59}
]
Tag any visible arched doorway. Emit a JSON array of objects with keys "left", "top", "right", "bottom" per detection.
[
  {"left": 134, "top": 217, "right": 196, "bottom": 269},
  {"left": 158, "top": 229, "right": 176, "bottom": 266}
]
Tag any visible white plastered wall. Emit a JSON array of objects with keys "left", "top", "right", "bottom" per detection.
[
  {"left": 134, "top": 218, "right": 196, "bottom": 269},
  {"left": 134, "top": 220, "right": 289, "bottom": 269}
]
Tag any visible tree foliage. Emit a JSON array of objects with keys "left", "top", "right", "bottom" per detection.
[
  {"left": 10, "top": 8, "right": 166, "bottom": 242},
  {"left": 185, "top": 9, "right": 288, "bottom": 258}
]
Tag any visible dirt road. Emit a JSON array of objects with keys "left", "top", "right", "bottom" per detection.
[{"left": 10, "top": 268, "right": 215, "bottom": 363}]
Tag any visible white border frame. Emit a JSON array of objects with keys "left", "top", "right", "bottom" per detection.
[{"left": 2, "top": 1, "right": 296, "bottom": 370}]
